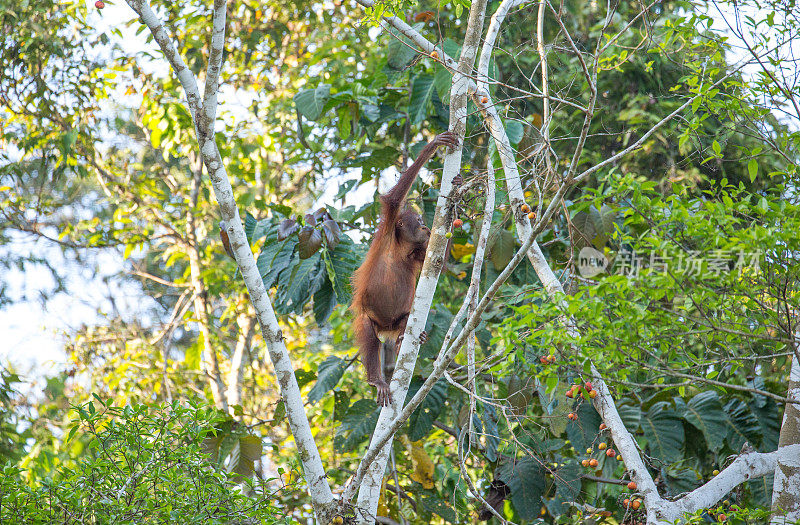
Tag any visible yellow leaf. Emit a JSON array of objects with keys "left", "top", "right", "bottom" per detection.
[
  {"left": 408, "top": 440, "right": 435, "bottom": 489},
  {"left": 377, "top": 478, "right": 389, "bottom": 517},
  {"left": 451, "top": 242, "right": 474, "bottom": 260}
]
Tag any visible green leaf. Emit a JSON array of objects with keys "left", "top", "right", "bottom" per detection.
[
  {"left": 545, "top": 461, "right": 582, "bottom": 518},
  {"left": 641, "top": 401, "right": 684, "bottom": 463},
  {"left": 678, "top": 391, "right": 727, "bottom": 452},
  {"left": 498, "top": 457, "right": 545, "bottom": 521},
  {"left": 257, "top": 237, "right": 297, "bottom": 289},
  {"left": 406, "top": 378, "right": 448, "bottom": 440},
  {"left": 409, "top": 74, "right": 435, "bottom": 125},
  {"left": 337, "top": 105, "right": 351, "bottom": 140},
  {"left": 566, "top": 401, "right": 602, "bottom": 454},
  {"left": 420, "top": 496, "right": 457, "bottom": 523},
  {"left": 277, "top": 253, "right": 322, "bottom": 314},
  {"left": 748, "top": 396, "right": 780, "bottom": 452},
  {"left": 307, "top": 356, "right": 348, "bottom": 404},
  {"left": 488, "top": 229, "right": 516, "bottom": 270},
  {"left": 433, "top": 66, "right": 452, "bottom": 102},
  {"left": 294, "top": 84, "right": 332, "bottom": 121},
  {"left": 711, "top": 140, "right": 721, "bottom": 156},
  {"left": 748, "top": 474, "right": 774, "bottom": 506},
  {"left": 505, "top": 120, "right": 524, "bottom": 144},
  {"left": 481, "top": 403, "right": 499, "bottom": 463},
  {"left": 748, "top": 159, "right": 758, "bottom": 182},
  {"left": 327, "top": 236, "right": 365, "bottom": 303},
  {"left": 386, "top": 28, "right": 418, "bottom": 70},
  {"left": 724, "top": 399, "right": 762, "bottom": 451},
  {"left": 617, "top": 401, "right": 641, "bottom": 431},
  {"left": 312, "top": 276, "right": 337, "bottom": 324},
  {"left": 244, "top": 213, "right": 257, "bottom": 244},
  {"left": 334, "top": 399, "right": 380, "bottom": 453}
]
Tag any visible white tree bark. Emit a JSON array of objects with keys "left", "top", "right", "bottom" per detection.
[
  {"left": 121, "top": 0, "right": 335, "bottom": 516},
  {"left": 771, "top": 335, "right": 800, "bottom": 524}
]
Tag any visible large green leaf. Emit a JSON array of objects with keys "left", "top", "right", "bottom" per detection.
[
  {"left": 409, "top": 74, "right": 435, "bottom": 125},
  {"left": 276, "top": 253, "right": 322, "bottom": 314},
  {"left": 662, "top": 465, "right": 703, "bottom": 497},
  {"left": 748, "top": 474, "right": 773, "bottom": 506},
  {"left": 433, "top": 65, "right": 452, "bottom": 102},
  {"left": 244, "top": 213, "right": 257, "bottom": 244},
  {"left": 749, "top": 389, "right": 781, "bottom": 452},
  {"left": 420, "top": 306, "right": 454, "bottom": 359},
  {"left": 498, "top": 457, "right": 545, "bottom": 521},
  {"left": 307, "top": 356, "right": 348, "bottom": 404},
  {"left": 326, "top": 236, "right": 365, "bottom": 303},
  {"left": 641, "top": 401, "right": 684, "bottom": 464},
  {"left": 420, "top": 496, "right": 457, "bottom": 523},
  {"left": 505, "top": 120, "right": 524, "bottom": 144},
  {"left": 488, "top": 229, "right": 516, "bottom": 270},
  {"left": 481, "top": 403, "right": 500, "bottom": 463},
  {"left": 257, "top": 237, "right": 297, "bottom": 289},
  {"left": 545, "top": 460, "right": 582, "bottom": 518},
  {"left": 724, "top": 399, "right": 762, "bottom": 451},
  {"left": 406, "top": 378, "right": 448, "bottom": 441},
  {"left": 566, "top": 401, "right": 602, "bottom": 454},
  {"left": 678, "top": 391, "right": 727, "bottom": 452},
  {"left": 334, "top": 399, "right": 380, "bottom": 453},
  {"left": 294, "top": 84, "right": 331, "bottom": 121},
  {"left": 617, "top": 401, "right": 642, "bottom": 431},
  {"left": 386, "top": 27, "right": 418, "bottom": 71},
  {"left": 312, "top": 276, "right": 337, "bottom": 325}
]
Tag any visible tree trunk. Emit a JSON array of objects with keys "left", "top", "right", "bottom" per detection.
[{"left": 771, "top": 332, "right": 800, "bottom": 523}]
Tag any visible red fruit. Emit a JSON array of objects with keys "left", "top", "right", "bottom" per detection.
[
  {"left": 581, "top": 459, "right": 590, "bottom": 467},
  {"left": 431, "top": 51, "right": 439, "bottom": 59},
  {"left": 481, "top": 96, "right": 489, "bottom": 104},
  {"left": 540, "top": 356, "right": 548, "bottom": 364},
  {"left": 589, "top": 389, "right": 598, "bottom": 399},
  {"left": 606, "top": 448, "right": 616, "bottom": 457},
  {"left": 589, "top": 458, "right": 598, "bottom": 467},
  {"left": 521, "top": 204, "right": 531, "bottom": 213},
  {"left": 632, "top": 499, "right": 641, "bottom": 510},
  {"left": 95, "top": 0, "right": 105, "bottom": 7},
  {"left": 585, "top": 381, "right": 593, "bottom": 390},
  {"left": 453, "top": 218, "right": 463, "bottom": 228},
  {"left": 599, "top": 423, "right": 607, "bottom": 430},
  {"left": 628, "top": 481, "right": 637, "bottom": 490},
  {"left": 718, "top": 515, "right": 727, "bottom": 522},
  {"left": 623, "top": 498, "right": 630, "bottom": 508},
  {"left": 568, "top": 412, "right": 578, "bottom": 421},
  {"left": 566, "top": 389, "right": 574, "bottom": 398}
]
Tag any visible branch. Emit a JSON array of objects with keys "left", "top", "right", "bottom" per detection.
[
  {"left": 669, "top": 448, "right": 795, "bottom": 521},
  {"left": 201, "top": 0, "right": 228, "bottom": 130},
  {"left": 125, "top": 0, "right": 201, "bottom": 121}
]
